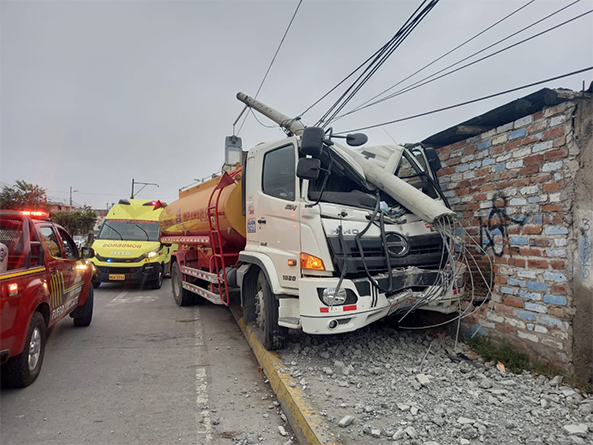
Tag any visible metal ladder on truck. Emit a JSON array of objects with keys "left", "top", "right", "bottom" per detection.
[{"left": 206, "top": 171, "right": 237, "bottom": 306}]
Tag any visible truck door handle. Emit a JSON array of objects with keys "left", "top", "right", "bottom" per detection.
[{"left": 257, "top": 218, "right": 266, "bottom": 224}]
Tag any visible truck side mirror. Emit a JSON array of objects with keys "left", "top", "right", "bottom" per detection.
[
  {"left": 296, "top": 158, "right": 321, "bottom": 181},
  {"left": 81, "top": 247, "right": 95, "bottom": 259},
  {"left": 300, "top": 127, "right": 325, "bottom": 158},
  {"left": 424, "top": 147, "right": 442, "bottom": 172}
]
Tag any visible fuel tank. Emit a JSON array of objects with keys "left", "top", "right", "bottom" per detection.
[{"left": 159, "top": 171, "right": 246, "bottom": 249}]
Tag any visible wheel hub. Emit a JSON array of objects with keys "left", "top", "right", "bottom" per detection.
[{"left": 28, "top": 327, "right": 41, "bottom": 371}]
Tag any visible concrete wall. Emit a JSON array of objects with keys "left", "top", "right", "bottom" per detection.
[{"left": 434, "top": 92, "right": 592, "bottom": 380}]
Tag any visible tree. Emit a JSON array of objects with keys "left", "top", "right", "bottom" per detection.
[
  {"left": 51, "top": 206, "right": 97, "bottom": 235},
  {"left": 0, "top": 180, "right": 48, "bottom": 210}
]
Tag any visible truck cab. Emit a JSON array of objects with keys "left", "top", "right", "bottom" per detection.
[
  {"left": 0, "top": 210, "right": 95, "bottom": 387},
  {"left": 238, "top": 131, "right": 464, "bottom": 347}
]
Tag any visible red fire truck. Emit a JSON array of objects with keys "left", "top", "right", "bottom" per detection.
[{"left": 0, "top": 210, "right": 95, "bottom": 387}]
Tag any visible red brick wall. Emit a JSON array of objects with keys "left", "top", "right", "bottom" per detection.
[{"left": 436, "top": 100, "right": 579, "bottom": 368}]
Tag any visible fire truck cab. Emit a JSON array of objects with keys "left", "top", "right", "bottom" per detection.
[{"left": 0, "top": 210, "right": 95, "bottom": 387}]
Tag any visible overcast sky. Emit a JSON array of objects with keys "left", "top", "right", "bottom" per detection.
[{"left": 1, "top": 0, "right": 592, "bottom": 209}]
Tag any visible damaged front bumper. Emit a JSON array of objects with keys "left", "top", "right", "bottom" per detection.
[{"left": 291, "top": 266, "right": 464, "bottom": 335}]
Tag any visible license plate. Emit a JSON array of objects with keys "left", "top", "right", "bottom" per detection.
[{"left": 109, "top": 274, "right": 126, "bottom": 280}]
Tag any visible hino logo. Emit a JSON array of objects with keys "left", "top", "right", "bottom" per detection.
[
  {"left": 385, "top": 233, "right": 409, "bottom": 257},
  {"left": 111, "top": 251, "right": 131, "bottom": 256}
]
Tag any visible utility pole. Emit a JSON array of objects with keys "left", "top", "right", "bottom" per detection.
[
  {"left": 69, "top": 186, "right": 79, "bottom": 209},
  {"left": 131, "top": 179, "right": 159, "bottom": 199}
]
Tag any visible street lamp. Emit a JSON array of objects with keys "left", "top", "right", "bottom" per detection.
[
  {"left": 69, "top": 186, "right": 79, "bottom": 209},
  {"left": 131, "top": 179, "right": 159, "bottom": 199}
]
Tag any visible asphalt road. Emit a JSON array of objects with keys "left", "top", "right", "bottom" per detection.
[{"left": 0, "top": 279, "right": 294, "bottom": 444}]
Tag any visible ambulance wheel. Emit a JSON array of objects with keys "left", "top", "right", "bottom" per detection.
[
  {"left": 254, "top": 270, "right": 286, "bottom": 351},
  {"left": 1, "top": 312, "right": 46, "bottom": 388},
  {"left": 73, "top": 287, "right": 94, "bottom": 327},
  {"left": 171, "top": 262, "right": 195, "bottom": 306},
  {"left": 151, "top": 268, "right": 163, "bottom": 289}
]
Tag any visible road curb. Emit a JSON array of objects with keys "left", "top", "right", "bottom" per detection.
[{"left": 230, "top": 305, "right": 343, "bottom": 445}]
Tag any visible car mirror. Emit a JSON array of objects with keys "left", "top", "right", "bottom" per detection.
[
  {"left": 424, "top": 147, "right": 442, "bottom": 172},
  {"left": 300, "top": 127, "right": 325, "bottom": 158},
  {"left": 81, "top": 247, "right": 95, "bottom": 259},
  {"left": 296, "top": 158, "right": 322, "bottom": 181}
]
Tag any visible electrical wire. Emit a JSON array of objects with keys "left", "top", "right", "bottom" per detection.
[
  {"left": 236, "top": 0, "right": 303, "bottom": 136},
  {"left": 334, "top": 1, "right": 587, "bottom": 122},
  {"left": 316, "top": 0, "right": 440, "bottom": 128},
  {"left": 342, "top": 0, "right": 537, "bottom": 118},
  {"left": 335, "top": 66, "right": 593, "bottom": 134},
  {"left": 300, "top": 0, "right": 433, "bottom": 119}
]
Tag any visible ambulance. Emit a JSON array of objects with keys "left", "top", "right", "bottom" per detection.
[{"left": 90, "top": 199, "right": 173, "bottom": 289}]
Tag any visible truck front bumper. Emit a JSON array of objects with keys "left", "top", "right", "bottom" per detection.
[
  {"left": 297, "top": 267, "right": 463, "bottom": 335},
  {"left": 93, "top": 262, "right": 163, "bottom": 285}
]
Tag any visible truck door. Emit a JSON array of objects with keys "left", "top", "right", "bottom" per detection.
[
  {"left": 249, "top": 141, "right": 301, "bottom": 290},
  {"left": 38, "top": 225, "right": 81, "bottom": 321}
]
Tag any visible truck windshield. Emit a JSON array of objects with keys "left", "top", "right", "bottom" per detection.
[
  {"left": 395, "top": 151, "right": 440, "bottom": 199},
  {"left": 97, "top": 219, "right": 159, "bottom": 242}
]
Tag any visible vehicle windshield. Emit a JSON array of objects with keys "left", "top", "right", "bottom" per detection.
[
  {"left": 395, "top": 151, "right": 440, "bottom": 199},
  {"left": 97, "top": 219, "right": 159, "bottom": 241}
]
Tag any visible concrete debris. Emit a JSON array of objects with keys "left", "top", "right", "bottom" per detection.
[
  {"left": 416, "top": 373, "right": 430, "bottom": 387},
  {"left": 275, "top": 323, "right": 593, "bottom": 444},
  {"left": 550, "top": 375, "right": 564, "bottom": 386},
  {"left": 277, "top": 426, "right": 287, "bottom": 436},
  {"left": 338, "top": 415, "right": 354, "bottom": 428},
  {"left": 563, "top": 424, "right": 588, "bottom": 435}
]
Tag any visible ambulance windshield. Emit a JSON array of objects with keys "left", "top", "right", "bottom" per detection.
[{"left": 97, "top": 219, "right": 160, "bottom": 242}]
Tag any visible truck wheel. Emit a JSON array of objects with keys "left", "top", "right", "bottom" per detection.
[
  {"left": 1, "top": 312, "right": 46, "bottom": 388},
  {"left": 254, "top": 270, "right": 286, "bottom": 351},
  {"left": 73, "top": 287, "right": 94, "bottom": 327},
  {"left": 151, "top": 268, "right": 163, "bottom": 289},
  {"left": 171, "top": 262, "right": 195, "bottom": 306}
]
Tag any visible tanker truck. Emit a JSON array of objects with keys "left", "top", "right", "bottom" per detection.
[{"left": 158, "top": 93, "right": 466, "bottom": 350}]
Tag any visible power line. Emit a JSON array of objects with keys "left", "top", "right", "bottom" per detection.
[
  {"left": 315, "top": 0, "right": 440, "bottom": 127},
  {"left": 236, "top": 0, "right": 303, "bottom": 135},
  {"left": 343, "top": 0, "right": 536, "bottom": 118},
  {"left": 335, "top": 66, "right": 593, "bottom": 134},
  {"left": 335, "top": 0, "right": 587, "bottom": 121},
  {"left": 300, "top": 0, "right": 436, "bottom": 119}
]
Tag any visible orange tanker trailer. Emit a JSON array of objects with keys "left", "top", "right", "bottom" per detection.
[{"left": 159, "top": 168, "right": 245, "bottom": 306}]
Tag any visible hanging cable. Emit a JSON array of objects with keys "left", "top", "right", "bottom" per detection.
[
  {"left": 316, "top": 0, "right": 440, "bottom": 128},
  {"left": 343, "top": 0, "right": 536, "bottom": 118},
  {"left": 335, "top": 66, "right": 593, "bottom": 134},
  {"left": 300, "top": 0, "right": 433, "bottom": 119},
  {"left": 236, "top": 0, "right": 303, "bottom": 135},
  {"left": 334, "top": 1, "right": 587, "bottom": 122}
]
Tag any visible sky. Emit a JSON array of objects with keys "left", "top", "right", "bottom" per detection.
[{"left": 1, "top": 0, "right": 592, "bottom": 210}]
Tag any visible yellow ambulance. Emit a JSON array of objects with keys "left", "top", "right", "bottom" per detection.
[{"left": 90, "top": 199, "right": 172, "bottom": 289}]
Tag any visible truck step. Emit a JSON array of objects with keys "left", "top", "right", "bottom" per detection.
[
  {"left": 181, "top": 266, "right": 217, "bottom": 284},
  {"left": 182, "top": 281, "right": 224, "bottom": 305}
]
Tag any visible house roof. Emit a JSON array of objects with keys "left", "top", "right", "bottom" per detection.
[{"left": 421, "top": 88, "right": 577, "bottom": 148}]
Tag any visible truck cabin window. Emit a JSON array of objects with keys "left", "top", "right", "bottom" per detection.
[
  {"left": 97, "top": 219, "right": 160, "bottom": 242},
  {"left": 39, "top": 226, "right": 63, "bottom": 258},
  {"left": 395, "top": 153, "right": 439, "bottom": 199},
  {"left": 262, "top": 145, "right": 296, "bottom": 201},
  {"left": 58, "top": 228, "right": 78, "bottom": 259},
  {"left": 0, "top": 218, "right": 25, "bottom": 270}
]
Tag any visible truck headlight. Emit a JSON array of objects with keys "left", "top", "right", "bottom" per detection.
[{"left": 322, "top": 288, "right": 347, "bottom": 306}]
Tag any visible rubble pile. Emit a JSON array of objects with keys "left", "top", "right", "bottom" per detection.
[{"left": 278, "top": 323, "right": 593, "bottom": 445}]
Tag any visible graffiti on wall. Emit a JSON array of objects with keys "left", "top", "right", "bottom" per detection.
[{"left": 479, "top": 193, "right": 527, "bottom": 257}]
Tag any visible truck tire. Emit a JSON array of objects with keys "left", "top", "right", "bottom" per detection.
[
  {"left": 151, "top": 268, "right": 164, "bottom": 289},
  {"left": 73, "top": 287, "right": 94, "bottom": 327},
  {"left": 253, "top": 270, "right": 286, "bottom": 351},
  {"left": 171, "top": 262, "right": 195, "bottom": 306},
  {"left": 1, "top": 312, "right": 46, "bottom": 388}
]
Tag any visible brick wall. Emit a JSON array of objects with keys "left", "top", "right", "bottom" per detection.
[{"left": 435, "top": 98, "right": 588, "bottom": 372}]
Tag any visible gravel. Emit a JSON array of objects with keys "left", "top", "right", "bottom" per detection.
[{"left": 277, "top": 322, "right": 593, "bottom": 445}]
